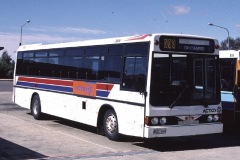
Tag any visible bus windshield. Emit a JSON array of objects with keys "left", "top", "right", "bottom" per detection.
[{"left": 150, "top": 53, "right": 220, "bottom": 107}]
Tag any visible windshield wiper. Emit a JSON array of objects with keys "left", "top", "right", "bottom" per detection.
[{"left": 169, "top": 84, "right": 189, "bottom": 109}]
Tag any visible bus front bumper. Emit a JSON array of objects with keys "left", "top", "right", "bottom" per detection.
[{"left": 144, "top": 123, "right": 223, "bottom": 138}]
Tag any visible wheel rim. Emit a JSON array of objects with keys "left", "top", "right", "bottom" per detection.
[
  {"left": 105, "top": 114, "right": 117, "bottom": 135},
  {"left": 33, "top": 100, "right": 39, "bottom": 115}
]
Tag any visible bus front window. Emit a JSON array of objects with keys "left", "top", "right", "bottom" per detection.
[{"left": 150, "top": 53, "right": 220, "bottom": 107}]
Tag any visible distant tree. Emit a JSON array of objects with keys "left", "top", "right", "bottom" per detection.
[
  {"left": 0, "top": 51, "right": 14, "bottom": 79},
  {"left": 220, "top": 37, "right": 240, "bottom": 50},
  {"left": 235, "top": 37, "right": 240, "bottom": 50}
]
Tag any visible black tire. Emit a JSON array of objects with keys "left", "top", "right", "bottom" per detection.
[
  {"left": 103, "top": 109, "right": 119, "bottom": 141},
  {"left": 31, "top": 95, "right": 42, "bottom": 120}
]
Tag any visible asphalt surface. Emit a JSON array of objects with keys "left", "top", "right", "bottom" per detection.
[
  {"left": 1, "top": 80, "right": 240, "bottom": 160},
  {"left": 0, "top": 80, "right": 13, "bottom": 92}
]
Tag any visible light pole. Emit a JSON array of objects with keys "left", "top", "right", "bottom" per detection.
[
  {"left": 19, "top": 20, "right": 30, "bottom": 46},
  {"left": 208, "top": 23, "right": 230, "bottom": 50}
]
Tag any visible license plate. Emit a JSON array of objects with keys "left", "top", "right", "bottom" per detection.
[
  {"left": 153, "top": 128, "right": 167, "bottom": 134},
  {"left": 178, "top": 120, "right": 199, "bottom": 125}
]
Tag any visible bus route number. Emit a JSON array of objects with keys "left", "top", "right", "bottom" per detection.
[{"left": 164, "top": 38, "right": 176, "bottom": 50}]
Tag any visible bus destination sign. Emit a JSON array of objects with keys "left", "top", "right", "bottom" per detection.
[{"left": 159, "top": 36, "right": 215, "bottom": 53}]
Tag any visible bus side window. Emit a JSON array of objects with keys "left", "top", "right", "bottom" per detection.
[
  {"left": 64, "top": 48, "right": 84, "bottom": 79},
  {"left": 23, "top": 52, "right": 34, "bottom": 75},
  {"left": 48, "top": 50, "right": 64, "bottom": 78},
  {"left": 220, "top": 59, "right": 236, "bottom": 92},
  {"left": 122, "top": 56, "right": 147, "bottom": 91},
  {"left": 16, "top": 52, "right": 24, "bottom": 75},
  {"left": 34, "top": 51, "right": 48, "bottom": 76},
  {"left": 104, "top": 55, "right": 121, "bottom": 82},
  {"left": 123, "top": 57, "right": 135, "bottom": 89},
  {"left": 84, "top": 47, "right": 106, "bottom": 80},
  {"left": 104, "top": 45, "right": 123, "bottom": 82},
  {"left": 122, "top": 42, "right": 149, "bottom": 91}
]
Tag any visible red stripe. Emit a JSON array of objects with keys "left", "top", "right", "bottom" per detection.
[
  {"left": 97, "top": 83, "right": 114, "bottom": 91},
  {"left": 126, "top": 34, "right": 150, "bottom": 41},
  {"left": 18, "top": 77, "right": 73, "bottom": 86}
]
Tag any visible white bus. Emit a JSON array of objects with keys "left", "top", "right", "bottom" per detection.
[
  {"left": 219, "top": 50, "right": 240, "bottom": 126},
  {"left": 13, "top": 33, "right": 223, "bottom": 140}
]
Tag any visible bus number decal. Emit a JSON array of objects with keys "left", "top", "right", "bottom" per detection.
[
  {"left": 73, "top": 81, "right": 114, "bottom": 98},
  {"left": 164, "top": 38, "right": 176, "bottom": 49},
  {"left": 73, "top": 81, "right": 96, "bottom": 97}
]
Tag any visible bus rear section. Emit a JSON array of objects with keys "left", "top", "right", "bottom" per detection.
[{"left": 144, "top": 35, "right": 223, "bottom": 138}]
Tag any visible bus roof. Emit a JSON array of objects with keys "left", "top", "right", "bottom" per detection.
[
  {"left": 17, "top": 33, "right": 216, "bottom": 52},
  {"left": 219, "top": 50, "right": 240, "bottom": 59}
]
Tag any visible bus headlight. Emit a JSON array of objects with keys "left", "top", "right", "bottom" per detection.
[
  {"left": 207, "top": 115, "right": 213, "bottom": 122},
  {"left": 159, "top": 117, "right": 167, "bottom": 125},
  {"left": 151, "top": 117, "right": 159, "bottom": 125},
  {"left": 213, "top": 115, "right": 219, "bottom": 122}
]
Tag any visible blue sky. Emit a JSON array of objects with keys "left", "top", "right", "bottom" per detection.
[{"left": 1, "top": 0, "right": 240, "bottom": 59}]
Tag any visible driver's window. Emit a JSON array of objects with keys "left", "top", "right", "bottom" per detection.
[{"left": 122, "top": 56, "right": 147, "bottom": 91}]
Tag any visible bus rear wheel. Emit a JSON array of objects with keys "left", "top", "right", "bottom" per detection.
[
  {"left": 103, "top": 109, "right": 119, "bottom": 141},
  {"left": 31, "top": 95, "right": 42, "bottom": 120}
]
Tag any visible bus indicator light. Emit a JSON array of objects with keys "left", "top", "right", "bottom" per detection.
[
  {"left": 159, "top": 117, "right": 167, "bottom": 125},
  {"left": 151, "top": 117, "right": 159, "bottom": 125},
  {"left": 145, "top": 116, "right": 149, "bottom": 125}
]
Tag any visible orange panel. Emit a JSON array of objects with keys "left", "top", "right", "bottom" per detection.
[{"left": 73, "top": 81, "right": 96, "bottom": 97}]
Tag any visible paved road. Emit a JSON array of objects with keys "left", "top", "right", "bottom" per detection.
[
  {"left": 0, "top": 80, "right": 13, "bottom": 92},
  {"left": 1, "top": 80, "right": 240, "bottom": 160}
]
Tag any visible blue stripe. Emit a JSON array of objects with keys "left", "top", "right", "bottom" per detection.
[
  {"left": 37, "top": 84, "right": 72, "bottom": 93},
  {"left": 16, "top": 81, "right": 34, "bottom": 87},
  {"left": 96, "top": 90, "right": 110, "bottom": 97}
]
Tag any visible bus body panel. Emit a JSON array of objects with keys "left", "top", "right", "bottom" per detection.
[
  {"left": 143, "top": 104, "right": 222, "bottom": 138},
  {"left": 144, "top": 123, "right": 223, "bottom": 138},
  {"left": 14, "top": 75, "right": 146, "bottom": 137},
  {"left": 15, "top": 87, "right": 32, "bottom": 110},
  {"left": 147, "top": 105, "right": 222, "bottom": 116},
  {"left": 143, "top": 35, "right": 222, "bottom": 137},
  {"left": 15, "top": 87, "right": 99, "bottom": 125}
]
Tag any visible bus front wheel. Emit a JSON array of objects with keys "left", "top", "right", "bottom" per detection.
[
  {"left": 31, "top": 95, "right": 42, "bottom": 120},
  {"left": 103, "top": 109, "right": 119, "bottom": 141}
]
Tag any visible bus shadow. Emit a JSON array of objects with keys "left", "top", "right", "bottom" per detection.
[
  {"left": 26, "top": 113, "right": 240, "bottom": 152},
  {"left": 0, "top": 138, "right": 47, "bottom": 160},
  {"left": 34, "top": 113, "right": 98, "bottom": 134},
  {"left": 133, "top": 131, "right": 240, "bottom": 152},
  {"left": 54, "top": 118, "right": 97, "bottom": 134}
]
